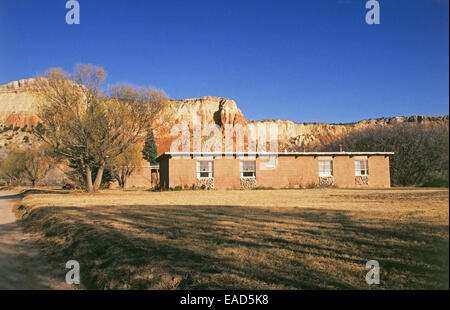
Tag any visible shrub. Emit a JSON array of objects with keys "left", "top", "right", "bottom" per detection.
[
  {"left": 1, "top": 125, "right": 13, "bottom": 132},
  {"left": 305, "top": 182, "right": 319, "bottom": 189},
  {"left": 252, "top": 186, "right": 274, "bottom": 190}
]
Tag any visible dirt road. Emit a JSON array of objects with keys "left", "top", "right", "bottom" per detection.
[{"left": 0, "top": 191, "right": 72, "bottom": 290}]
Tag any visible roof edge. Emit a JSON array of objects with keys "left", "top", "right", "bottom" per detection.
[{"left": 156, "top": 151, "right": 394, "bottom": 160}]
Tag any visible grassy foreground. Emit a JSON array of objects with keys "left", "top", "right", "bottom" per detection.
[{"left": 15, "top": 188, "right": 449, "bottom": 289}]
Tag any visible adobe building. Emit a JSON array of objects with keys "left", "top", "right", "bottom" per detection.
[{"left": 156, "top": 151, "right": 394, "bottom": 190}]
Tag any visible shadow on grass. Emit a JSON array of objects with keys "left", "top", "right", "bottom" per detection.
[{"left": 17, "top": 204, "right": 449, "bottom": 290}]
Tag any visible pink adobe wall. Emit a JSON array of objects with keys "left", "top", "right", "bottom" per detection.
[{"left": 156, "top": 155, "right": 391, "bottom": 190}]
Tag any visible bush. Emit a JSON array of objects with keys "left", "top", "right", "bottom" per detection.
[
  {"left": 421, "top": 177, "right": 449, "bottom": 188},
  {"left": 1, "top": 125, "right": 13, "bottom": 132},
  {"left": 305, "top": 182, "right": 319, "bottom": 189},
  {"left": 252, "top": 186, "right": 274, "bottom": 190}
]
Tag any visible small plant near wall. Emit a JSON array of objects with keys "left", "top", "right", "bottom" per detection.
[
  {"left": 305, "top": 182, "right": 319, "bottom": 189},
  {"left": 252, "top": 186, "right": 274, "bottom": 190}
]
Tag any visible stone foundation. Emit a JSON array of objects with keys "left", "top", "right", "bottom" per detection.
[
  {"left": 197, "top": 177, "right": 215, "bottom": 189},
  {"left": 240, "top": 177, "right": 257, "bottom": 189},
  {"left": 319, "top": 176, "right": 334, "bottom": 187},
  {"left": 355, "top": 176, "right": 369, "bottom": 185}
]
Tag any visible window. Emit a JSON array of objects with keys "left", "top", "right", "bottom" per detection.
[
  {"left": 355, "top": 159, "right": 369, "bottom": 176},
  {"left": 240, "top": 160, "right": 256, "bottom": 178},
  {"left": 319, "top": 160, "right": 333, "bottom": 177},
  {"left": 197, "top": 160, "right": 213, "bottom": 178}
]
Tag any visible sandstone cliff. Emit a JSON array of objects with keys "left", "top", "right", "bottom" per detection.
[
  {"left": 0, "top": 78, "right": 448, "bottom": 154},
  {"left": 0, "top": 79, "right": 40, "bottom": 127}
]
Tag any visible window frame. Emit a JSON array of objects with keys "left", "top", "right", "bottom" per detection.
[
  {"left": 240, "top": 160, "right": 256, "bottom": 178},
  {"left": 355, "top": 159, "right": 369, "bottom": 176},
  {"left": 318, "top": 159, "right": 333, "bottom": 177},
  {"left": 197, "top": 160, "right": 214, "bottom": 179}
]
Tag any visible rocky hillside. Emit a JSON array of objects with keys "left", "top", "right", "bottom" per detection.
[
  {"left": 251, "top": 115, "right": 449, "bottom": 151},
  {"left": 1, "top": 78, "right": 448, "bottom": 155},
  {"left": 0, "top": 79, "right": 40, "bottom": 127}
]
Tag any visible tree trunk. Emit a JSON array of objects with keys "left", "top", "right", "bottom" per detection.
[
  {"left": 123, "top": 175, "right": 128, "bottom": 189},
  {"left": 118, "top": 173, "right": 124, "bottom": 189},
  {"left": 93, "top": 162, "right": 105, "bottom": 192},
  {"left": 119, "top": 167, "right": 126, "bottom": 189},
  {"left": 85, "top": 165, "right": 94, "bottom": 193}
]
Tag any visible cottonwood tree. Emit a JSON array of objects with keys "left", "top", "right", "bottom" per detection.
[
  {"left": 0, "top": 148, "right": 25, "bottom": 185},
  {"left": 67, "top": 158, "right": 115, "bottom": 189},
  {"left": 20, "top": 145, "right": 54, "bottom": 187},
  {"left": 34, "top": 64, "right": 167, "bottom": 192},
  {"left": 0, "top": 145, "right": 53, "bottom": 186},
  {"left": 110, "top": 143, "right": 143, "bottom": 189}
]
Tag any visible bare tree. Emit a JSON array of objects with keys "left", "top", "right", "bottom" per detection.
[
  {"left": 0, "top": 145, "right": 53, "bottom": 186},
  {"left": 20, "top": 145, "right": 54, "bottom": 187},
  {"left": 110, "top": 143, "right": 143, "bottom": 189},
  {"left": 0, "top": 147, "right": 25, "bottom": 185},
  {"left": 34, "top": 64, "right": 167, "bottom": 192}
]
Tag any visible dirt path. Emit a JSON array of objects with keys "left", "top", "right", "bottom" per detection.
[{"left": 0, "top": 191, "right": 73, "bottom": 290}]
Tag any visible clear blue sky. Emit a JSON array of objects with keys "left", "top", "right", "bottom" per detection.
[{"left": 0, "top": 0, "right": 448, "bottom": 123}]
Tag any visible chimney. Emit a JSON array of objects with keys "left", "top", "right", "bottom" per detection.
[{"left": 339, "top": 144, "right": 343, "bottom": 152}]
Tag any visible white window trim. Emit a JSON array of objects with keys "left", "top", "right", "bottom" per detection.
[
  {"left": 318, "top": 159, "right": 333, "bottom": 177},
  {"left": 355, "top": 159, "right": 369, "bottom": 176},
  {"left": 240, "top": 160, "right": 256, "bottom": 178},
  {"left": 197, "top": 160, "right": 214, "bottom": 179}
]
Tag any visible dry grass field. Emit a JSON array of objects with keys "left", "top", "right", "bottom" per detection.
[{"left": 15, "top": 188, "right": 449, "bottom": 290}]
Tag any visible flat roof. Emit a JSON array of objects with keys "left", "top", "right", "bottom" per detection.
[{"left": 157, "top": 151, "right": 394, "bottom": 160}]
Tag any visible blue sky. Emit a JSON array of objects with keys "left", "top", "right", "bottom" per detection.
[{"left": 0, "top": 0, "right": 448, "bottom": 123}]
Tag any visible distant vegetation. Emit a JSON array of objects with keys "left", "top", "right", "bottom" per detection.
[
  {"left": 0, "top": 145, "right": 55, "bottom": 186},
  {"left": 316, "top": 122, "right": 449, "bottom": 187}
]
